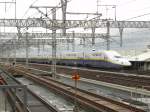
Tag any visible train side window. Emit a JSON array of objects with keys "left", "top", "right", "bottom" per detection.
[
  {"left": 92, "top": 53, "right": 102, "bottom": 57},
  {"left": 114, "top": 56, "right": 122, "bottom": 58}
]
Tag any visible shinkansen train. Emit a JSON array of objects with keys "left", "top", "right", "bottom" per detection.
[
  {"left": 8, "top": 50, "right": 131, "bottom": 69},
  {"left": 27, "top": 50, "right": 131, "bottom": 69},
  {"left": 56, "top": 50, "right": 131, "bottom": 69}
]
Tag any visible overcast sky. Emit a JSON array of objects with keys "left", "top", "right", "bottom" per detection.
[
  {"left": 0, "top": 0, "right": 150, "bottom": 56},
  {"left": 1, "top": 0, "right": 150, "bottom": 21}
]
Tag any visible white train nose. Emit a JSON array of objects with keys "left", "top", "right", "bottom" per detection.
[{"left": 123, "top": 61, "right": 131, "bottom": 66}]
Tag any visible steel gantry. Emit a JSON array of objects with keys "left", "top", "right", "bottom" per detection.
[
  {"left": 0, "top": 32, "right": 113, "bottom": 54},
  {"left": 1, "top": 19, "right": 150, "bottom": 28},
  {"left": 1, "top": 18, "right": 150, "bottom": 48},
  {"left": 1, "top": 19, "right": 150, "bottom": 48},
  {"left": 0, "top": 32, "right": 111, "bottom": 39},
  {"left": 0, "top": 32, "right": 109, "bottom": 52},
  {"left": 1, "top": 19, "right": 150, "bottom": 56},
  {"left": 1, "top": 18, "right": 150, "bottom": 78}
]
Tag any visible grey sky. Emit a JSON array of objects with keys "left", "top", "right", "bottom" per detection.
[
  {"left": 1, "top": 0, "right": 150, "bottom": 20},
  {"left": 0, "top": 0, "right": 150, "bottom": 56}
]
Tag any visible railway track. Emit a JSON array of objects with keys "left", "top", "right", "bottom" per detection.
[
  {"left": 0, "top": 68, "right": 61, "bottom": 112},
  {"left": 25, "top": 63, "right": 150, "bottom": 91},
  {"left": 1, "top": 64, "right": 146, "bottom": 112},
  {"left": 16, "top": 61, "right": 150, "bottom": 75}
]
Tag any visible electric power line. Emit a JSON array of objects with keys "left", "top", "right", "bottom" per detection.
[
  {"left": 130, "top": 6, "right": 150, "bottom": 13},
  {"left": 117, "top": 0, "right": 137, "bottom": 7},
  {"left": 124, "top": 12, "right": 150, "bottom": 21},
  {"left": 22, "top": 0, "right": 39, "bottom": 19}
]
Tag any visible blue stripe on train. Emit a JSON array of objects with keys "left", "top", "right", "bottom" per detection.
[
  {"left": 58, "top": 59, "right": 123, "bottom": 68},
  {"left": 84, "top": 60, "right": 122, "bottom": 68}
]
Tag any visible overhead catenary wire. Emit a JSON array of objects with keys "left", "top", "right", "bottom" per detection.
[
  {"left": 128, "top": 6, "right": 150, "bottom": 13},
  {"left": 116, "top": 0, "right": 137, "bottom": 7},
  {"left": 97, "top": 0, "right": 137, "bottom": 8},
  {"left": 35, "top": 0, "right": 74, "bottom": 19},
  {"left": 98, "top": 0, "right": 150, "bottom": 21},
  {"left": 22, "top": 0, "right": 39, "bottom": 19},
  {"left": 124, "top": 12, "right": 150, "bottom": 21},
  {"left": 118, "top": 0, "right": 150, "bottom": 21},
  {"left": 3, "top": 1, "right": 150, "bottom": 50}
]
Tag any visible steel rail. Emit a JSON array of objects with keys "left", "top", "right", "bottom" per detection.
[
  {"left": 0, "top": 66, "right": 61, "bottom": 112},
  {"left": 9, "top": 65, "right": 146, "bottom": 112}
]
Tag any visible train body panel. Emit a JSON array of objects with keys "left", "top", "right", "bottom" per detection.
[
  {"left": 8, "top": 50, "right": 131, "bottom": 69},
  {"left": 57, "top": 50, "right": 131, "bottom": 68},
  {"left": 57, "top": 59, "right": 125, "bottom": 69},
  {"left": 83, "top": 59, "right": 122, "bottom": 68}
]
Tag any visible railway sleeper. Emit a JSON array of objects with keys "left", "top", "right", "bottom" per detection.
[{"left": 12, "top": 67, "right": 146, "bottom": 112}]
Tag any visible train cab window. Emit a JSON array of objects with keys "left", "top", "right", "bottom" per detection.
[
  {"left": 92, "top": 53, "right": 102, "bottom": 57},
  {"left": 114, "top": 56, "right": 122, "bottom": 58}
]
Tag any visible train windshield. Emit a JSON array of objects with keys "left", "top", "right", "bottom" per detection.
[{"left": 114, "top": 56, "right": 122, "bottom": 58}]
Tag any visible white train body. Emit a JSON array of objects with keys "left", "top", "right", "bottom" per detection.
[{"left": 57, "top": 50, "right": 131, "bottom": 68}]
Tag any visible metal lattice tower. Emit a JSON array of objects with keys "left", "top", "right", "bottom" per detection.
[
  {"left": 0, "top": 0, "right": 16, "bottom": 64},
  {"left": 1, "top": 0, "right": 150, "bottom": 73},
  {"left": 25, "top": 29, "right": 29, "bottom": 67},
  {"left": 61, "top": 0, "right": 67, "bottom": 36},
  {"left": 106, "top": 21, "right": 110, "bottom": 50},
  {"left": 61, "top": 0, "right": 68, "bottom": 50},
  {"left": 51, "top": 8, "right": 57, "bottom": 79}
]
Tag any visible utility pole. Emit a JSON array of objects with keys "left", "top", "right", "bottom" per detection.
[
  {"left": 25, "top": 27, "right": 29, "bottom": 68},
  {"left": 97, "top": 4, "right": 116, "bottom": 21},
  {"left": 30, "top": 6, "right": 59, "bottom": 78},
  {"left": 61, "top": 0, "right": 68, "bottom": 50},
  {"left": 7, "top": 47, "right": 10, "bottom": 64},
  {"left": 119, "top": 28, "right": 124, "bottom": 47},
  {"left": 97, "top": 0, "right": 99, "bottom": 13},
  {"left": 51, "top": 8, "right": 57, "bottom": 79},
  {"left": 61, "top": 0, "right": 67, "bottom": 36},
  {"left": 13, "top": 39, "right": 16, "bottom": 65},
  {"left": 37, "top": 39, "right": 40, "bottom": 56},
  {"left": 0, "top": 1, "right": 16, "bottom": 64},
  {"left": 14, "top": 37, "right": 17, "bottom": 65},
  {"left": 72, "top": 31, "right": 75, "bottom": 52},
  {"left": 114, "top": 5, "right": 117, "bottom": 21},
  {"left": 91, "top": 27, "right": 95, "bottom": 45},
  {"left": 106, "top": 21, "right": 110, "bottom": 50},
  {"left": 13, "top": 0, "right": 17, "bottom": 65},
  {"left": 72, "top": 71, "right": 80, "bottom": 112}
]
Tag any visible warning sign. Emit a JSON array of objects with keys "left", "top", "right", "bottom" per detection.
[{"left": 72, "top": 72, "right": 80, "bottom": 80}]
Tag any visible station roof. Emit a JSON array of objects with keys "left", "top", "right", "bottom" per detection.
[{"left": 129, "top": 50, "right": 150, "bottom": 62}]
